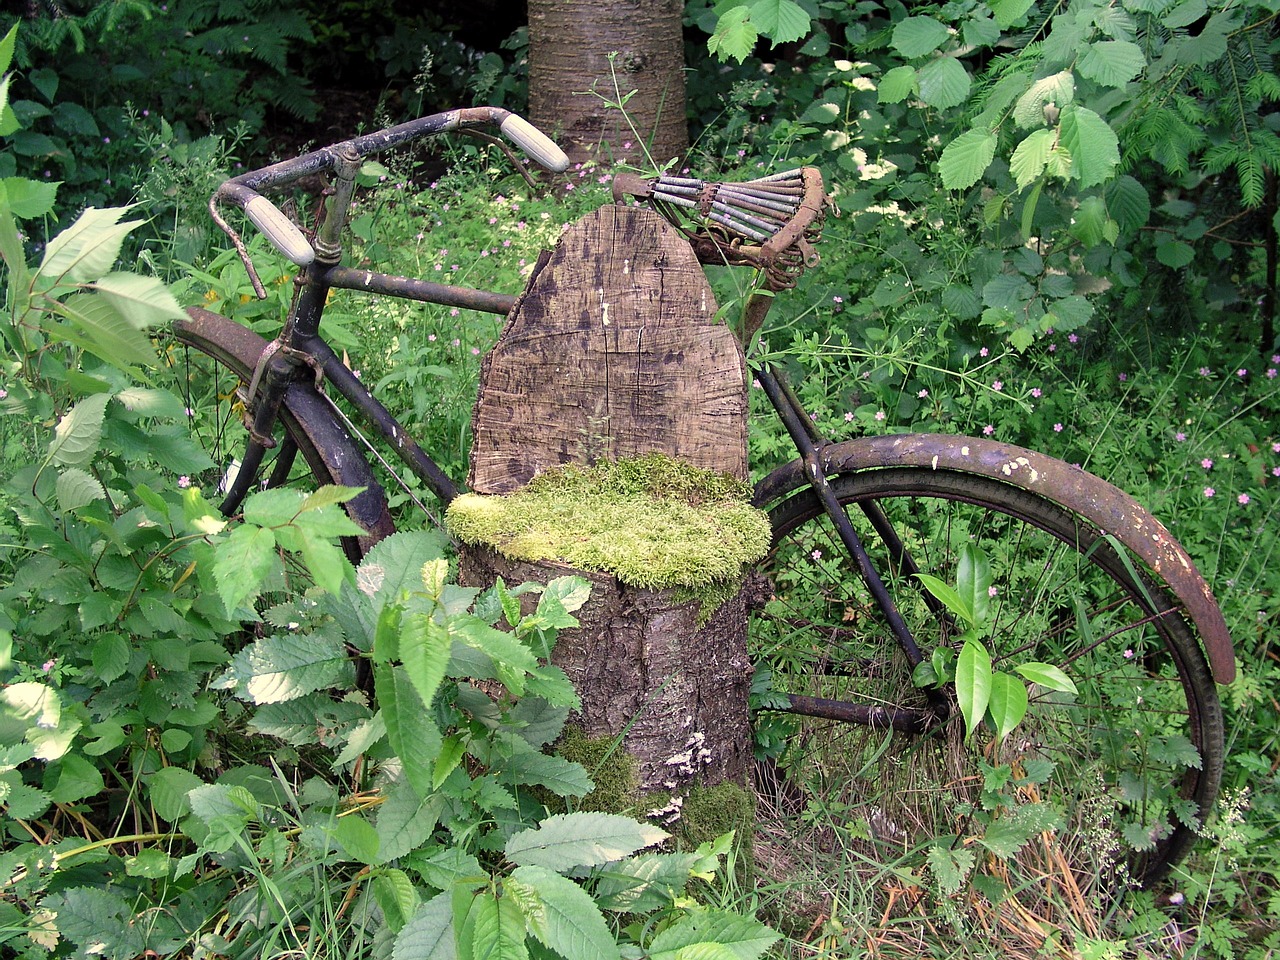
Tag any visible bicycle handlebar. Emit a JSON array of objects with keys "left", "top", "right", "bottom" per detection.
[{"left": 212, "top": 107, "right": 569, "bottom": 272}]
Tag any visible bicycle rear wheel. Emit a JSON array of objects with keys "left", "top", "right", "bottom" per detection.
[
  {"left": 751, "top": 465, "right": 1223, "bottom": 895},
  {"left": 169, "top": 308, "right": 394, "bottom": 560}
]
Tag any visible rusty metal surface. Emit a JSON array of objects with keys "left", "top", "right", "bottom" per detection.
[{"left": 753, "top": 433, "right": 1236, "bottom": 683}]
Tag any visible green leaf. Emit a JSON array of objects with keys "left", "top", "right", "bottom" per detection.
[
  {"left": 495, "top": 751, "right": 592, "bottom": 798},
  {"left": 925, "top": 844, "right": 975, "bottom": 895},
  {"left": 146, "top": 766, "right": 205, "bottom": 822},
  {"left": 1, "top": 177, "right": 59, "bottom": 219},
  {"left": 187, "top": 783, "right": 258, "bottom": 853},
  {"left": 1013, "top": 71, "right": 1074, "bottom": 129},
  {"left": 46, "top": 392, "right": 110, "bottom": 468},
  {"left": 125, "top": 849, "right": 172, "bottom": 879},
  {"left": 1009, "top": 129, "right": 1056, "bottom": 190},
  {"left": 47, "top": 752, "right": 104, "bottom": 803},
  {"left": 510, "top": 865, "right": 621, "bottom": 960},
  {"left": 217, "top": 631, "right": 346, "bottom": 703},
  {"left": 48, "top": 293, "right": 160, "bottom": 369},
  {"left": 648, "top": 908, "right": 779, "bottom": 960},
  {"left": 938, "top": 129, "right": 997, "bottom": 190},
  {"left": 593, "top": 853, "right": 701, "bottom": 912},
  {"left": 955, "top": 637, "right": 992, "bottom": 742},
  {"left": 0, "top": 23, "right": 17, "bottom": 75},
  {"left": 373, "top": 869, "right": 421, "bottom": 932},
  {"left": 393, "top": 892, "right": 456, "bottom": 960},
  {"left": 956, "top": 544, "right": 991, "bottom": 632},
  {"left": 1156, "top": 238, "right": 1195, "bottom": 268},
  {"left": 1059, "top": 105, "right": 1119, "bottom": 188},
  {"left": 375, "top": 781, "right": 445, "bottom": 863},
  {"left": 1078, "top": 40, "right": 1146, "bottom": 88},
  {"left": 293, "top": 526, "right": 353, "bottom": 597},
  {"left": 979, "top": 801, "right": 1061, "bottom": 857},
  {"left": 891, "top": 17, "right": 950, "bottom": 58},
  {"left": 1069, "top": 195, "right": 1115, "bottom": 246},
  {"left": 213, "top": 524, "right": 277, "bottom": 613},
  {"left": 1014, "top": 662, "right": 1078, "bottom": 694},
  {"left": 91, "top": 272, "right": 188, "bottom": 328},
  {"left": 434, "top": 733, "right": 466, "bottom": 790},
  {"left": 402, "top": 612, "right": 452, "bottom": 708},
  {"left": 38, "top": 206, "right": 142, "bottom": 284},
  {"left": 914, "top": 573, "right": 972, "bottom": 626},
  {"left": 91, "top": 632, "right": 131, "bottom": 683},
  {"left": 748, "top": 0, "right": 810, "bottom": 46},
  {"left": 988, "top": 0, "right": 1034, "bottom": 28},
  {"left": 877, "top": 65, "right": 917, "bottom": 104},
  {"left": 450, "top": 615, "right": 539, "bottom": 693},
  {"left": 505, "top": 812, "right": 668, "bottom": 871},
  {"left": 917, "top": 57, "right": 970, "bottom": 110},
  {"left": 987, "top": 671, "right": 1028, "bottom": 740},
  {"left": 470, "top": 889, "right": 528, "bottom": 960},
  {"left": 376, "top": 662, "right": 444, "bottom": 798},
  {"left": 331, "top": 815, "right": 381, "bottom": 865},
  {"left": 55, "top": 467, "right": 105, "bottom": 511},
  {"left": 357, "top": 530, "right": 450, "bottom": 611},
  {"left": 40, "top": 887, "right": 143, "bottom": 959},
  {"left": 707, "top": 7, "right": 757, "bottom": 64}
]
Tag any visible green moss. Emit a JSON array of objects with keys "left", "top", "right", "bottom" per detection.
[
  {"left": 553, "top": 726, "right": 642, "bottom": 816},
  {"left": 446, "top": 454, "right": 770, "bottom": 593},
  {"left": 680, "top": 780, "right": 757, "bottom": 851}
]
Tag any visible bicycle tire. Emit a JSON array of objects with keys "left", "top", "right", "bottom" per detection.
[
  {"left": 750, "top": 462, "right": 1223, "bottom": 892},
  {"left": 170, "top": 308, "right": 395, "bottom": 560}
]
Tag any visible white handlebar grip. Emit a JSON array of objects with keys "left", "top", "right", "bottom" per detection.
[
  {"left": 499, "top": 114, "right": 570, "bottom": 172},
  {"left": 244, "top": 196, "right": 316, "bottom": 266}
]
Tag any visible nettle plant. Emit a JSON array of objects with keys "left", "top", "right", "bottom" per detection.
[{"left": 698, "top": 0, "right": 1280, "bottom": 354}]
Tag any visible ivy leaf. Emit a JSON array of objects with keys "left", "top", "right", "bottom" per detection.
[
  {"left": 938, "top": 128, "right": 997, "bottom": 190},
  {"left": 510, "top": 865, "right": 622, "bottom": 960},
  {"left": 1059, "top": 104, "right": 1119, "bottom": 188},
  {"left": 891, "top": 17, "right": 951, "bottom": 58},
  {"left": 955, "top": 637, "right": 992, "bottom": 742},
  {"left": 917, "top": 57, "right": 970, "bottom": 110},
  {"left": 46, "top": 392, "right": 110, "bottom": 468},
  {"left": 987, "top": 671, "right": 1028, "bottom": 740},
  {"left": 1078, "top": 40, "right": 1146, "bottom": 88},
  {"left": 393, "top": 892, "right": 456, "bottom": 960},
  {"left": 506, "top": 812, "right": 668, "bottom": 871}
]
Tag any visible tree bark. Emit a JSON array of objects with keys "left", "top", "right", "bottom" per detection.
[{"left": 527, "top": 0, "right": 688, "bottom": 169}]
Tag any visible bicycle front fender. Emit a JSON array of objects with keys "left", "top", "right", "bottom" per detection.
[{"left": 753, "top": 433, "right": 1236, "bottom": 683}]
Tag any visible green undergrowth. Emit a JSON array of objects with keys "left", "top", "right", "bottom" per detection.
[{"left": 446, "top": 454, "right": 772, "bottom": 592}]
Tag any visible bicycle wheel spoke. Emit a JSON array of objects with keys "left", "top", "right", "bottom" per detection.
[{"left": 751, "top": 467, "right": 1223, "bottom": 896}]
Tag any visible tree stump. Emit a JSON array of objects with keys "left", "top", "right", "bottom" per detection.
[{"left": 461, "top": 205, "right": 755, "bottom": 808}]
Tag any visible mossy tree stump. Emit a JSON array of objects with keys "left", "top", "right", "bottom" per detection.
[{"left": 460, "top": 205, "right": 755, "bottom": 810}]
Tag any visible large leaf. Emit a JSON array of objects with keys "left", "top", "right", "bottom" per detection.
[
  {"left": 505, "top": 813, "right": 668, "bottom": 872},
  {"left": 955, "top": 637, "right": 992, "bottom": 742},
  {"left": 1013, "top": 71, "right": 1074, "bottom": 129},
  {"left": 938, "top": 129, "right": 997, "bottom": 190},
  {"left": 376, "top": 662, "right": 444, "bottom": 798},
  {"left": 46, "top": 392, "right": 110, "bottom": 468},
  {"left": 0, "top": 177, "right": 59, "bottom": 219},
  {"left": 401, "top": 611, "right": 452, "bottom": 709},
  {"left": 593, "top": 853, "right": 702, "bottom": 912},
  {"left": 748, "top": 0, "right": 810, "bottom": 45},
  {"left": 49, "top": 293, "right": 159, "bottom": 368},
  {"left": 1078, "top": 40, "right": 1146, "bottom": 87},
  {"left": 510, "top": 865, "right": 621, "bottom": 960},
  {"left": 956, "top": 544, "right": 991, "bottom": 633},
  {"left": 648, "top": 908, "right": 779, "bottom": 960},
  {"left": 38, "top": 206, "right": 142, "bottom": 284},
  {"left": 1009, "top": 129, "right": 1057, "bottom": 189},
  {"left": 1059, "top": 104, "right": 1119, "bottom": 188},
  {"left": 375, "top": 782, "right": 445, "bottom": 863},
  {"left": 393, "top": 893, "right": 456, "bottom": 960},
  {"left": 463, "top": 890, "right": 528, "bottom": 960},
  {"left": 877, "top": 65, "right": 918, "bottom": 104},
  {"left": 217, "top": 631, "right": 347, "bottom": 704},
  {"left": 892, "top": 16, "right": 950, "bottom": 58},
  {"left": 55, "top": 467, "right": 105, "bottom": 511},
  {"left": 212, "top": 524, "right": 277, "bottom": 614},
  {"left": 987, "top": 671, "right": 1028, "bottom": 741},
  {"left": 707, "top": 7, "right": 757, "bottom": 63},
  {"left": 91, "top": 272, "right": 188, "bottom": 328},
  {"left": 917, "top": 57, "right": 970, "bottom": 110}
]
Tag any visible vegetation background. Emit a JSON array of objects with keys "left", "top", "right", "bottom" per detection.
[{"left": 0, "top": 0, "right": 1278, "bottom": 957}]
